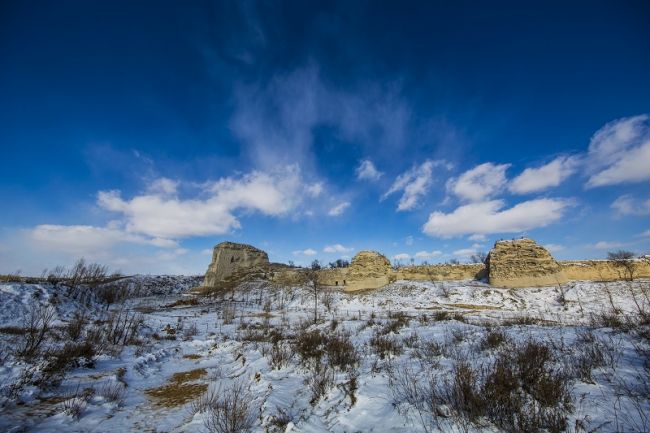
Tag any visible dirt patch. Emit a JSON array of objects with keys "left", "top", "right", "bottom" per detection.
[
  {"left": 134, "top": 306, "right": 157, "bottom": 314},
  {"left": 145, "top": 368, "right": 207, "bottom": 407},
  {"left": 36, "top": 395, "right": 68, "bottom": 405},
  {"left": 445, "top": 303, "right": 501, "bottom": 310},
  {"left": 0, "top": 326, "right": 26, "bottom": 335},
  {"left": 183, "top": 354, "right": 202, "bottom": 360}
]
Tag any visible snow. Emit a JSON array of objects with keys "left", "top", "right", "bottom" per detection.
[{"left": 1, "top": 277, "right": 649, "bottom": 432}]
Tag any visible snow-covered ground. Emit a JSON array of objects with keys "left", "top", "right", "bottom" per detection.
[{"left": 1, "top": 277, "right": 649, "bottom": 432}]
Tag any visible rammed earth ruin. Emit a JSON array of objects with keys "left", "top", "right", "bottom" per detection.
[{"left": 203, "top": 238, "right": 650, "bottom": 291}]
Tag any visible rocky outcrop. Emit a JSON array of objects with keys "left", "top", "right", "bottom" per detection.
[
  {"left": 345, "top": 251, "right": 393, "bottom": 291},
  {"left": 486, "top": 238, "right": 567, "bottom": 288},
  {"left": 204, "top": 242, "right": 269, "bottom": 288}
]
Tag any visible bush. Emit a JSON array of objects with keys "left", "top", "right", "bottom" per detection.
[
  {"left": 306, "top": 362, "right": 335, "bottom": 405},
  {"left": 98, "top": 381, "right": 126, "bottom": 405},
  {"left": 267, "top": 407, "right": 292, "bottom": 433},
  {"left": 294, "top": 330, "right": 327, "bottom": 362},
  {"left": 96, "top": 284, "right": 129, "bottom": 305},
  {"left": 203, "top": 380, "right": 257, "bottom": 433},
  {"left": 60, "top": 386, "right": 94, "bottom": 420},
  {"left": 268, "top": 341, "right": 293, "bottom": 370},
  {"left": 41, "top": 341, "right": 96, "bottom": 385},
  {"left": 16, "top": 304, "right": 56, "bottom": 360},
  {"left": 480, "top": 328, "right": 510, "bottom": 351},
  {"left": 370, "top": 332, "right": 403, "bottom": 360},
  {"left": 325, "top": 333, "right": 359, "bottom": 370},
  {"left": 449, "top": 361, "right": 484, "bottom": 423},
  {"left": 390, "top": 338, "right": 573, "bottom": 433},
  {"left": 66, "top": 311, "right": 88, "bottom": 341},
  {"left": 104, "top": 307, "right": 143, "bottom": 346}
]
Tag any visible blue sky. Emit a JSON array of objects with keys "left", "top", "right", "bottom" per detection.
[{"left": 1, "top": 1, "right": 650, "bottom": 274}]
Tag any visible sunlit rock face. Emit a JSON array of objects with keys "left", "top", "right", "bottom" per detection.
[
  {"left": 344, "top": 251, "right": 393, "bottom": 291},
  {"left": 203, "top": 242, "right": 269, "bottom": 288},
  {"left": 486, "top": 238, "right": 568, "bottom": 288}
]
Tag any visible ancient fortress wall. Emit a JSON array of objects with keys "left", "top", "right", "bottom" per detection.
[
  {"left": 560, "top": 259, "right": 650, "bottom": 281},
  {"left": 203, "top": 239, "right": 650, "bottom": 291},
  {"left": 395, "top": 264, "right": 485, "bottom": 282}
]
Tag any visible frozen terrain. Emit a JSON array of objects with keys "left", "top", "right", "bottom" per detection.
[{"left": 1, "top": 276, "right": 649, "bottom": 433}]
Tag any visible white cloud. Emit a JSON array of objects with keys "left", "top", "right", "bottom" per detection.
[
  {"left": 148, "top": 177, "right": 178, "bottom": 195},
  {"left": 323, "top": 244, "right": 353, "bottom": 253},
  {"left": 544, "top": 243, "right": 565, "bottom": 253},
  {"left": 422, "top": 198, "right": 569, "bottom": 238},
  {"left": 306, "top": 182, "right": 324, "bottom": 197},
  {"left": 393, "top": 253, "right": 410, "bottom": 261},
  {"left": 468, "top": 234, "right": 486, "bottom": 242},
  {"left": 356, "top": 160, "right": 383, "bottom": 181},
  {"left": 384, "top": 160, "right": 448, "bottom": 211},
  {"left": 447, "top": 162, "right": 510, "bottom": 202},
  {"left": 414, "top": 250, "right": 442, "bottom": 259},
  {"left": 453, "top": 248, "right": 478, "bottom": 258},
  {"left": 405, "top": 235, "right": 414, "bottom": 246},
  {"left": 586, "top": 114, "right": 650, "bottom": 187},
  {"left": 641, "top": 229, "right": 650, "bottom": 237},
  {"left": 509, "top": 156, "right": 579, "bottom": 194},
  {"left": 293, "top": 248, "right": 317, "bottom": 256},
  {"left": 453, "top": 243, "right": 483, "bottom": 257},
  {"left": 201, "top": 248, "right": 213, "bottom": 256},
  {"left": 30, "top": 224, "right": 176, "bottom": 254},
  {"left": 99, "top": 166, "right": 306, "bottom": 239},
  {"left": 611, "top": 194, "right": 650, "bottom": 216},
  {"left": 328, "top": 202, "right": 350, "bottom": 216},
  {"left": 593, "top": 241, "right": 625, "bottom": 250}
]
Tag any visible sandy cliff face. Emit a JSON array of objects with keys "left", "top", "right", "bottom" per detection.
[
  {"left": 203, "top": 242, "right": 269, "bottom": 288},
  {"left": 486, "top": 239, "right": 568, "bottom": 288}
]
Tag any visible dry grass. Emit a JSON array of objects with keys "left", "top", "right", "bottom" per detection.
[
  {"left": 145, "top": 368, "right": 208, "bottom": 407},
  {"left": 170, "top": 368, "right": 207, "bottom": 383},
  {"left": 165, "top": 298, "right": 200, "bottom": 308}
]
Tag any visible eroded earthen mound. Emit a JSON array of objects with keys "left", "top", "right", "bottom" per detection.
[
  {"left": 486, "top": 238, "right": 567, "bottom": 288},
  {"left": 204, "top": 242, "right": 269, "bottom": 288},
  {"left": 345, "top": 251, "right": 393, "bottom": 291}
]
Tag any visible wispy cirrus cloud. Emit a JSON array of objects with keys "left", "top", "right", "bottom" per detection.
[
  {"left": 328, "top": 202, "right": 350, "bottom": 216},
  {"left": 611, "top": 194, "right": 650, "bottom": 216},
  {"left": 231, "top": 65, "right": 411, "bottom": 170},
  {"left": 383, "top": 160, "right": 449, "bottom": 211},
  {"left": 585, "top": 114, "right": 650, "bottom": 188}
]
